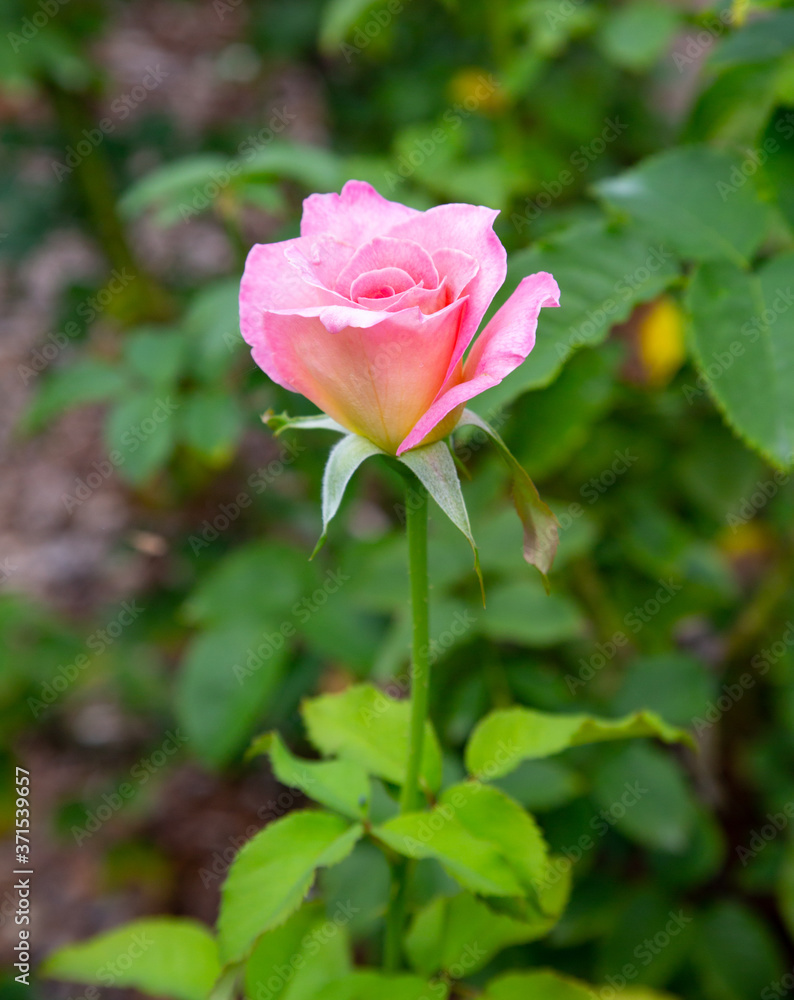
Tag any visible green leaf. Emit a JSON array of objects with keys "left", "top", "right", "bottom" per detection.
[
  {"left": 182, "top": 279, "right": 243, "bottom": 381},
  {"left": 318, "top": 0, "right": 384, "bottom": 53},
  {"left": 244, "top": 903, "right": 351, "bottom": 1000},
  {"left": 613, "top": 653, "right": 717, "bottom": 729},
  {"left": 105, "top": 393, "right": 179, "bottom": 484},
  {"left": 596, "top": 888, "right": 694, "bottom": 987},
  {"left": 41, "top": 918, "right": 220, "bottom": 1000},
  {"left": 313, "top": 433, "right": 385, "bottom": 557},
  {"left": 176, "top": 623, "right": 289, "bottom": 768},
  {"left": 373, "top": 782, "right": 548, "bottom": 899},
  {"left": 686, "top": 256, "right": 794, "bottom": 471},
  {"left": 482, "top": 220, "right": 679, "bottom": 399},
  {"left": 693, "top": 901, "right": 787, "bottom": 1000},
  {"left": 465, "top": 706, "right": 693, "bottom": 779},
  {"left": 302, "top": 684, "right": 443, "bottom": 794},
  {"left": 184, "top": 542, "right": 308, "bottom": 627},
  {"left": 478, "top": 580, "right": 585, "bottom": 647},
  {"left": 247, "top": 731, "right": 370, "bottom": 820},
  {"left": 482, "top": 970, "right": 600, "bottom": 1000},
  {"left": 124, "top": 329, "right": 186, "bottom": 387},
  {"left": 405, "top": 888, "right": 566, "bottom": 977},
  {"left": 455, "top": 410, "right": 559, "bottom": 583},
  {"left": 180, "top": 391, "right": 245, "bottom": 464},
  {"left": 709, "top": 10, "right": 794, "bottom": 71},
  {"left": 25, "top": 360, "right": 128, "bottom": 430},
  {"left": 264, "top": 410, "right": 349, "bottom": 436},
  {"left": 311, "top": 971, "right": 447, "bottom": 1000},
  {"left": 119, "top": 154, "right": 229, "bottom": 219},
  {"left": 595, "top": 146, "right": 771, "bottom": 266},
  {"left": 592, "top": 743, "right": 697, "bottom": 854},
  {"left": 597, "top": 1, "right": 681, "bottom": 72},
  {"left": 240, "top": 142, "right": 345, "bottom": 193},
  {"left": 398, "top": 440, "right": 482, "bottom": 594},
  {"left": 218, "top": 810, "right": 363, "bottom": 965}
]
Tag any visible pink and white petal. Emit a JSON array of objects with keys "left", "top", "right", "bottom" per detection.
[
  {"left": 432, "top": 248, "right": 479, "bottom": 300},
  {"left": 350, "top": 267, "right": 415, "bottom": 301},
  {"left": 284, "top": 235, "right": 356, "bottom": 293},
  {"left": 396, "top": 272, "right": 560, "bottom": 455},
  {"left": 386, "top": 203, "right": 506, "bottom": 346},
  {"left": 462, "top": 271, "right": 560, "bottom": 378},
  {"left": 334, "top": 237, "right": 439, "bottom": 297},
  {"left": 240, "top": 238, "right": 338, "bottom": 313},
  {"left": 300, "top": 180, "right": 421, "bottom": 245},
  {"left": 255, "top": 298, "right": 466, "bottom": 452},
  {"left": 240, "top": 238, "right": 345, "bottom": 390}
]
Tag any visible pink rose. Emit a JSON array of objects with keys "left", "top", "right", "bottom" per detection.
[{"left": 240, "top": 181, "right": 559, "bottom": 455}]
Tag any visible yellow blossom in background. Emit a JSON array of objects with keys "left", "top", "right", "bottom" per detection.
[
  {"left": 448, "top": 68, "right": 508, "bottom": 114},
  {"left": 637, "top": 296, "right": 686, "bottom": 387},
  {"left": 730, "top": 0, "right": 750, "bottom": 28},
  {"left": 717, "top": 520, "right": 775, "bottom": 560}
]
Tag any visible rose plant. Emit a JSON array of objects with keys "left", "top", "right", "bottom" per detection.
[{"left": 42, "top": 184, "right": 692, "bottom": 1000}]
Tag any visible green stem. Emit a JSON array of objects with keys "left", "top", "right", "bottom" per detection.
[
  {"left": 383, "top": 480, "right": 430, "bottom": 970},
  {"left": 400, "top": 483, "right": 430, "bottom": 814}
]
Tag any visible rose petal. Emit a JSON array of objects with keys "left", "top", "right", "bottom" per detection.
[
  {"left": 251, "top": 297, "right": 467, "bottom": 452},
  {"left": 283, "top": 235, "right": 356, "bottom": 294},
  {"left": 334, "top": 237, "right": 440, "bottom": 297},
  {"left": 301, "top": 179, "right": 421, "bottom": 245},
  {"left": 240, "top": 238, "right": 347, "bottom": 391},
  {"left": 432, "top": 248, "right": 479, "bottom": 300},
  {"left": 386, "top": 203, "right": 506, "bottom": 362},
  {"left": 350, "top": 267, "right": 415, "bottom": 301},
  {"left": 396, "top": 272, "right": 560, "bottom": 454}
]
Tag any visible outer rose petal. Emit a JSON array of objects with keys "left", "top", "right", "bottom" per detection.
[
  {"left": 386, "top": 203, "right": 507, "bottom": 373},
  {"left": 396, "top": 272, "right": 560, "bottom": 455},
  {"left": 240, "top": 238, "right": 347, "bottom": 391},
  {"left": 247, "top": 298, "right": 468, "bottom": 454},
  {"left": 301, "top": 180, "right": 421, "bottom": 245}
]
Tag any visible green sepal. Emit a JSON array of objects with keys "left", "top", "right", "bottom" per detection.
[
  {"left": 262, "top": 409, "right": 348, "bottom": 436},
  {"left": 397, "top": 439, "right": 484, "bottom": 602},
  {"left": 455, "top": 409, "right": 559, "bottom": 590}
]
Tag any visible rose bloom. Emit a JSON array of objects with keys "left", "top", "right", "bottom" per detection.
[{"left": 240, "top": 181, "right": 559, "bottom": 455}]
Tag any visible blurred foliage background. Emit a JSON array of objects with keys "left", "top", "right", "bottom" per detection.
[{"left": 1, "top": 0, "right": 794, "bottom": 997}]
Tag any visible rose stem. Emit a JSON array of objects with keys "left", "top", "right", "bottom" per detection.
[{"left": 383, "top": 477, "right": 430, "bottom": 971}]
